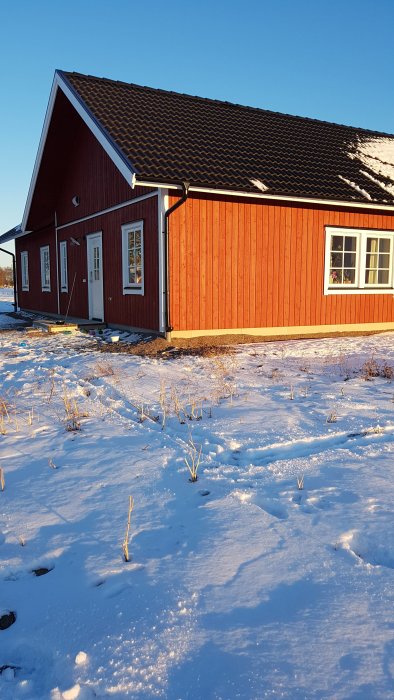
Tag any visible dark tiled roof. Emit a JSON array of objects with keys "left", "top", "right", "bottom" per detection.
[
  {"left": 61, "top": 71, "right": 394, "bottom": 205},
  {"left": 0, "top": 225, "right": 22, "bottom": 245}
]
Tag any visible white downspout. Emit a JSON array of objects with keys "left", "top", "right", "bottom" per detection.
[{"left": 55, "top": 211, "right": 60, "bottom": 315}]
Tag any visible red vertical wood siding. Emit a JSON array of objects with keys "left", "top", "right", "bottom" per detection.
[
  {"left": 17, "top": 195, "right": 159, "bottom": 330},
  {"left": 16, "top": 225, "right": 58, "bottom": 313},
  {"left": 19, "top": 91, "right": 159, "bottom": 331},
  {"left": 56, "top": 196, "right": 159, "bottom": 329},
  {"left": 168, "top": 193, "right": 394, "bottom": 331}
]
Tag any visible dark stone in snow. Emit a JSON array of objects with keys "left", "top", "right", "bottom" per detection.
[
  {"left": 0, "top": 611, "right": 16, "bottom": 630},
  {"left": 32, "top": 566, "right": 53, "bottom": 577},
  {"left": 199, "top": 490, "right": 210, "bottom": 497}
]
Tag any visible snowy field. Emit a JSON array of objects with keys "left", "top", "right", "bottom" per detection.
[
  {"left": 0, "top": 288, "right": 394, "bottom": 699},
  {"left": 0, "top": 287, "right": 24, "bottom": 329}
]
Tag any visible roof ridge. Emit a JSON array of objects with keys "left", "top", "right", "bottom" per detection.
[{"left": 59, "top": 70, "right": 394, "bottom": 139}]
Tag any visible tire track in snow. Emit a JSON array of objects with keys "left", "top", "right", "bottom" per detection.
[{"left": 219, "top": 425, "right": 394, "bottom": 467}]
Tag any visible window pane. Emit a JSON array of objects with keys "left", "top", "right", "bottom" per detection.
[
  {"left": 332, "top": 236, "right": 344, "bottom": 251},
  {"left": 365, "top": 269, "right": 378, "bottom": 284},
  {"left": 344, "top": 236, "right": 357, "bottom": 251},
  {"left": 366, "top": 238, "right": 379, "bottom": 253},
  {"left": 366, "top": 253, "right": 378, "bottom": 269},
  {"left": 330, "top": 269, "right": 342, "bottom": 284},
  {"left": 331, "top": 252, "right": 343, "bottom": 267},
  {"left": 378, "top": 253, "right": 390, "bottom": 268},
  {"left": 378, "top": 270, "right": 389, "bottom": 284},
  {"left": 343, "top": 269, "right": 355, "bottom": 284},
  {"left": 344, "top": 252, "right": 356, "bottom": 267},
  {"left": 380, "top": 239, "right": 391, "bottom": 253}
]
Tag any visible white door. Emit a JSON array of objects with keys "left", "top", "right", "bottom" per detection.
[{"left": 87, "top": 232, "right": 104, "bottom": 320}]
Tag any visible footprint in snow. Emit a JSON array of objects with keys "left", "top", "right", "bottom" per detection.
[
  {"left": 254, "top": 496, "right": 289, "bottom": 520},
  {"left": 232, "top": 490, "right": 288, "bottom": 519}
]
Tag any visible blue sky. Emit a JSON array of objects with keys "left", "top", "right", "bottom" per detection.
[{"left": 1, "top": 0, "right": 394, "bottom": 266}]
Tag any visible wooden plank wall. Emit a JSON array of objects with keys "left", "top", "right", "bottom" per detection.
[
  {"left": 57, "top": 195, "right": 159, "bottom": 329},
  {"left": 168, "top": 193, "right": 394, "bottom": 331},
  {"left": 18, "top": 92, "right": 159, "bottom": 331},
  {"left": 16, "top": 224, "right": 58, "bottom": 314},
  {"left": 17, "top": 194, "right": 159, "bottom": 330}
]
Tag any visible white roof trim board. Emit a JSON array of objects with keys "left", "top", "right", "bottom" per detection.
[{"left": 21, "top": 71, "right": 136, "bottom": 232}]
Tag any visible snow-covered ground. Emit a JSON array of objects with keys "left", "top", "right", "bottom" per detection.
[
  {"left": 0, "top": 287, "right": 24, "bottom": 329},
  {"left": 0, "top": 287, "right": 394, "bottom": 699}
]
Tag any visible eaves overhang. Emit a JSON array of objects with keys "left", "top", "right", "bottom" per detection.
[
  {"left": 134, "top": 179, "right": 394, "bottom": 214},
  {"left": 0, "top": 225, "right": 27, "bottom": 245}
]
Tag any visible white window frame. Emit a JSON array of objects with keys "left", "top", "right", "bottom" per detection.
[
  {"left": 40, "top": 245, "right": 51, "bottom": 292},
  {"left": 121, "top": 220, "right": 144, "bottom": 295},
  {"left": 324, "top": 227, "right": 394, "bottom": 295},
  {"left": 59, "top": 241, "right": 68, "bottom": 292},
  {"left": 21, "top": 251, "right": 29, "bottom": 291}
]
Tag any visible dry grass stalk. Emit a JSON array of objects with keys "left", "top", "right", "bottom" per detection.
[
  {"left": 0, "top": 399, "right": 10, "bottom": 419},
  {"left": 185, "top": 437, "right": 202, "bottom": 482},
  {"left": 0, "top": 468, "right": 5, "bottom": 491},
  {"left": 327, "top": 411, "right": 337, "bottom": 424},
  {"left": 95, "top": 361, "right": 115, "bottom": 377},
  {"left": 171, "top": 389, "right": 186, "bottom": 424},
  {"left": 63, "top": 389, "right": 82, "bottom": 431},
  {"left": 122, "top": 495, "right": 134, "bottom": 562},
  {"left": 289, "top": 385, "right": 294, "bottom": 400},
  {"left": 48, "top": 458, "right": 57, "bottom": 469},
  {"left": 186, "top": 395, "right": 203, "bottom": 421},
  {"left": 159, "top": 381, "right": 168, "bottom": 429},
  {"left": 296, "top": 475, "right": 304, "bottom": 490},
  {"left": 48, "top": 379, "right": 56, "bottom": 403}
]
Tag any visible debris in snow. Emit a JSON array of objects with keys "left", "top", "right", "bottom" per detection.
[
  {"left": 338, "top": 174, "right": 372, "bottom": 200},
  {"left": 250, "top": 178, "right": 269, "bottom": 192}
]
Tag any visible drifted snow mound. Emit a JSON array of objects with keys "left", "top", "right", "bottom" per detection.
[{"left": 341, "top": 523, "right": 394, "bottom": 569}]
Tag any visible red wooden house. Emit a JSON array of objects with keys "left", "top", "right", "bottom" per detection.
[{"left": 2, "top": 70, "right": 394, "bottom": 338}]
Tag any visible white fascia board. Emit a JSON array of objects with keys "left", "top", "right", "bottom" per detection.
[
  {"left": 134, "top": 180, "right": 394, "bottom": 213},
  {"left": 21, "top": 71, "right": 135, "bottom": 232},
  {"left": 57, "top": 73, "right": 135, "bottom": 185},
  {"left": 21, "top": 73, "right": 59, "bottom": 232}
]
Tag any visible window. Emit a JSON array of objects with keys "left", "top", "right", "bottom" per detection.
[
  {"left": 40, "top": 245, "right": 51, "bottom": 292},
  {"left": 325, "top": 227, "right": 394, "bottom": 294},
  {"left": 59, "top": 241, "right": 68, "bottom": 292},
  {"left": 121, "top": 220, "right": 144, "bottom": 295},
  {"left": 21, "top": 251, "right": 29, "bottom": 291}
]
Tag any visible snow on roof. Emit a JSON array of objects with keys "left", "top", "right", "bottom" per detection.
[
  {"left": 250, "top": 178, "right": 269, "bottom": 193},
  {"left": 338, "top": 175, "right": 371, "bottom": 201},
  {"left": 348, "top": 136, "right": 394, "bottom": 201}
]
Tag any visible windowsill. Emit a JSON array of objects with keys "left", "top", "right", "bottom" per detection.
[
  {"left": 123, "top": 287, "right": 144, "bottom": 296},
  {"left": 41, "top": 288, "right": 51, "bottom": 293},
  {"left": 325, "top": 288, "right": 394, "bottom": 295}
]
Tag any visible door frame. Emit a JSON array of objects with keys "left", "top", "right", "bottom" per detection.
[{"left": 86, "top": 231, "right": 104, "bottom": 321}]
